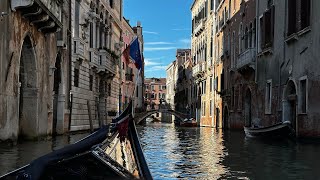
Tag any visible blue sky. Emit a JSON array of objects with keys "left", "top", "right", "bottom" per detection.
[{"left": 124, "top": 0, "right": 193, "bottom": 78}]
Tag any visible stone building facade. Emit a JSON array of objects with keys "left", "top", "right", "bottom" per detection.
[
  {"left": 214, "top": 0, "right": 256, "bottom": 129},
  {"left": 70, "top": 0, "right": 124, "bottom": 131},
  {"left": 121, "top": 19, "right": 144, "bottom": 113},
  {"left": 173, "top": 49, "right": 192, "bottom": 114},
  {"left": 166, "top": 61, "right": 176, "bottom": 122},
  {"left": 191, "top": 0, "right": 216, "bottom": 127},
  {"left": 0, "top": 0, "right": 66, "bottom": 140},
  {"left": 255, "top": 0, "right": 320, "bottom": 137},
  {"left": 144, "top": 78, "right": 166, "bottom": 119}
]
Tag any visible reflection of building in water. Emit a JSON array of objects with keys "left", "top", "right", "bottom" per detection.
[{"left": 198, "top": 128, "right": 227, "bottom": 179}]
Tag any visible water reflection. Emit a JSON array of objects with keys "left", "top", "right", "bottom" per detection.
[
  {"left": 1, "top": 123, "right": 320, "bottom": 179},
  {"left": 0, "top": 133, "right": 88, "bottom": 175},
  {"left": 137, "top": 123, "right": 320, "bottom": 180},
  {"left": 137, "top": 123, "right": 229, "bottom": 179}
]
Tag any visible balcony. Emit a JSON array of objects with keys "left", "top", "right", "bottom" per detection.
[
  {"left": 194, "top": 19, "right": 205, "bottom": 37},
  {"left": 97, "top": 49, "right": 116, "bottom": 78},
  {"left": 192, "top": 62, "right": 206, "bottom": 79},
  {"left": 11, "top": 0, "right": 62, "bottom": 33},
  {"left": 237, "top": 48, "right": 256, "bottom": 72}
]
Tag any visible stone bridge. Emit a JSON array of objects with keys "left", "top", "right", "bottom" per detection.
[{"left": 133, "top": 108, "right": 189, "bottom": 124}]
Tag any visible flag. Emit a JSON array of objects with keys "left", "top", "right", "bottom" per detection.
[
  {"left": 112, "top": 101, "right": 133, "bottom": 142},
  {"left": 123, "top": 37, "right": 143, "bottom": 70},
  {"left": 123, "top": 45, "right": 130, "bottom": 64}
]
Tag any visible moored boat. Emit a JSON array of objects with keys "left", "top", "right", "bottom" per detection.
[
  {"left": 0, "top": 102, "right": 152, "bottom": 180},
  {"left": 244, "top": 121, "right": 294, "bottom": 138},
  {"left": 179, "top": 118, "right": 197, "bottom": 127}
]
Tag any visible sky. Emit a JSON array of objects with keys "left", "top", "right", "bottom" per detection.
[{"left": 124, "top": 0, "right": 194, "bottom": 78}]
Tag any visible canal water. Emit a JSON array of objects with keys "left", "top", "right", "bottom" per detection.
[{"left": 0, "top": 123, "right": 320, "bottom": 179}]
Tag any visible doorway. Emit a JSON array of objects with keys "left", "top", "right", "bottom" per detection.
[
  {"left": 283, "top": 80, "right": 297, "bottom": 132},
  {"left": 19, "top": 36, "right": 39, "bottom": 138}
]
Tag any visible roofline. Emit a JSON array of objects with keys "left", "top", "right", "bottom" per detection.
[{"left": 190, "top": 0, "right": 198, "bottom": 10}]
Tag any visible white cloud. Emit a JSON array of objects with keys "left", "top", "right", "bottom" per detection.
[
  {"left": 145, "top": 66, "right": 167, "bottom": 72},
  {"left": 144, "top": 47, "right": 176, "bottom": 51},
  {"left": 172, "top": 28, "right": 190, "bottom": 31},
  {"left": 144, "top": 58, "right": 163, "bottom": 66},
  {"left": 143, "top": 31, "right": 159, "bottom": 35},
  {"left": 179, "top": 38, "right": 191, "bottom": 44},
  {"left": 145, "top": 42, "right": 173, "bottom": 45}
]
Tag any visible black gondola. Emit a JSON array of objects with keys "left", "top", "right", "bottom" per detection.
[
  {"left": 0, "top": 102, "right": 152, "bottom": 180},
  {"left": 244, "top": 121, "right": 294, "bottom": 138}
]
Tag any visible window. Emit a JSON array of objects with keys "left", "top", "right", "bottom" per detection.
[
  {"left": 264, "top": 6, "right": 275, "bottom": 48},
  {"left": 287, "top": 0, "right": 310, "bottom": 36},
  {"left": 89, "top": 22, "right": 93, "bottom": 48},
  {"left": 151, "top": 93, "right": 155, "bottom": 99},
  {"left": 300, "top": 0, "right": 311, "bottom": 30},
  {"left": 221, "top": 69, "right": 225, "bottom": 91},
  {"left": 146, "top": 85, "right": 149, "bottom": 90},
  {"left": 109, "top": 0, "right": 113, "bottom": 8},
  {"left": 210, "top": 77, "right": 213, "bottom": 92},
  {"left": 232, "top": 86, "right": 235, "bottom": 108},
  {"left": 210, "top": 100, "right": 212, "bottom": 116},
  {"left": 75, "top": 0, "right": 80, "bottom": 37},
  {"left": 108, "top": 83, "right": 111, "bottom": 96},
  {"left": 238, "top": 84, "right": 242, "bottom": 109},
  {"left": 74, "top": 67, "right": 79, "bottom": 87},
  {"left": 151, "top": 85, "right": 154, "bottom": 91},
  {"left": 202, "top": 101, "right": 206, "bottom": 116},
  {"left": 265, "top": 80, "right": 272, "bottom": 114},
  {"left": 89, "top": 74, "right": 93, "bottom": 91},
  {"left": 162, "top": 93, "right": 166, "bottom": 99},
  {"left": 299, "top": 78, "right": 307, "bottom": 113},
  {"left": 95, "top": 76, "right": 99, "bottom": 92}
]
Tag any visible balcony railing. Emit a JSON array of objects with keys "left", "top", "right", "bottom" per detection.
[
  {"left": 194, "top": 19, "right": 205, "bottom": 37},
  {"left": 192, "top": 62, "right": 206, "bottom": 77},
  {"left": 97, "top": 49, "right": 116, "bottom": 75},
  {"left": 74, "top": 39, "right": 85, "bottom": 57},
  {"left": 237, "top": 48, "right": 256, "bottom": 70},
  {"left": 11, "top": 0, "right": 62, "bottom": 33}
]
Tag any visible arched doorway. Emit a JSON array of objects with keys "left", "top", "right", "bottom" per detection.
[
  {"left": 223, "top": 106, "right": 229, "bottom": 129},
  {"left": 19, "top": 36, "right": 39, "bottom": 138},
  {"left": 244, "top": 88, "right": 252, "bottom": 127},
  {"left": 283, "top": 80, "right": 297, "bottom": 132}
]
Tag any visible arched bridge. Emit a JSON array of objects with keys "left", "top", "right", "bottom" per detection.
[{"left": 134, "top": 108, "right": 189, "bottom": 124}]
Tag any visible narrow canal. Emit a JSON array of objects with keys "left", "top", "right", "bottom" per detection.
[
  {"left": 0, "top": 123, "right": 320, "bottom": 179},
  {"left": 137, "top": 122, "right": 320, "bottom": 180}
]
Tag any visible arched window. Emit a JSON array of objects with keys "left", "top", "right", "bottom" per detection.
[
  {"left": 249, "top": 23, "right": 253, "bottom": 48},
  {"left": 239, "top": 23, "right": 242, "bottom": 54},
  {"left": 245, "top": 27, "right": 248, "bottom": 49}
]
